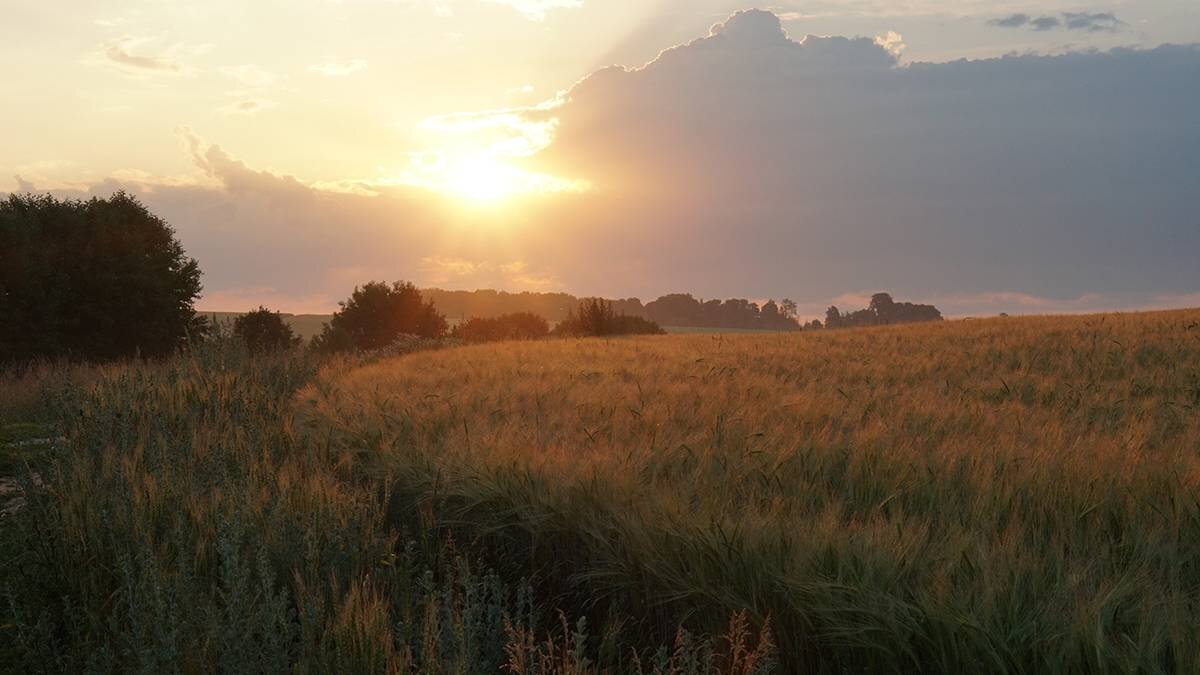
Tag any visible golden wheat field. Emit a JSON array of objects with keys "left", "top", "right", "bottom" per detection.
[{"left": 305, "top": 310, "right": 1200, "bottom": 672}]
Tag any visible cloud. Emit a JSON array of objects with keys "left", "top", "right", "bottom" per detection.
[
  {"left": 217, "top": 99, "right": 276, "bottom": 116},
  {"left": 9, "top": 130, "right": 545, "bottom": 312},
  {"left": 309, "top": 59, "right": 367, "bottom": 76},
  {"left": 102, "top": 36, "right": 181, "bottom": 73},
  {"left": 989, "top": 11, "right": 1123, "bottom": 33},
  {"left": 989, "top": 13, "right": 1031, "bottom": 28},
  {"left": 483, "top": 0, "right": 583, "bottom": 21},
  {"left": 421, "top": 257, "right": 562, "bottom": 291},
  {"left": 221, "top": 64, "right": 278, "bottom": 87},
  {"left": 22, "top": 10, "right": 1199, "bottom": 316},
  {"left": 518, "top": 8, "right": 1200, "bottom": 303},
  {"left": 1062, "top": 12, "right": 1123, "bottom": 32},
  {"left": 1031, "top": 16, "right": 1062, "bottom": 31}
]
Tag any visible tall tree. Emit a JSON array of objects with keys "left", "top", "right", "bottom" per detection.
[
  {"left": 233, "top": 306, "right": 301, "bottom": 354},
  {"left": 313, "top": 281, "right": 447, "bottom": 353},
  {"left": 0, "top": 192, "right": 202, "bottom": 363}
]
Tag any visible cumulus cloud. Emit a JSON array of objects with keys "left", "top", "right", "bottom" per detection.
[
  {"left": 309, "top": 59, "right": 368, "bottom": 76},
  {"left": 989, "top": 11, "right": 1123, "bottom": 32},
  {"left": 520, "top": 9, "right": 1200, "bottom": 303}
]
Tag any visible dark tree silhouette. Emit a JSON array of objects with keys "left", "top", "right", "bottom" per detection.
[
  {"left": 0, "top": 192, "right": 202, "bottom": 363},
  {"left": 312, "top": 281, "right": 447, "bottom": 353},
  {"left": 554, "top": 298, "right": 665, "bottom": 337},
  {"left": 453, "top": 312, "right": 549, "bottom": 343},
  {"left": 233, "top": 306, "right": 301, "bottom": 354},
  {"left": 780, "top": 298, "right": 798, "bottom": 320},
  {"left": 645, "top": 294, "right": 799, "bottom": 330},
  {"left": 869, "top": 293, "right": 896, "bottom": 317},
  {"left": 821, "top": 293, "right": 942, "bottom": 329},
  {"left": 825, "top": 306, "right": 843, "bottom": 329},
  {"left": 422, "top": 288, "right": 648, "bottom": 323}
]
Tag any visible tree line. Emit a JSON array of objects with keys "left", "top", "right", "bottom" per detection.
[
  {"left": 1, "top": 193, "right": 941, "bottom": 364},
  {"left": 427, "top": 289, "right": 807, "bottom": 330},
  {"left": 824, "top": 293, "right": 943, "bottom": 329}
]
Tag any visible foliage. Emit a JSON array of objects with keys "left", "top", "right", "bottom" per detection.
[
  {"left": 553, "top": 298, "right": 666, "bottom": 337},
  {"left": 644, "top": 294, "right": 799, "bottom": 331},
  {"left": 423, "top": 288, "right": 648, "bottom": 324},
  {"left": 825, "top": 292, "right": 942, "bottom": 329},
  {"left": 424, "top": 289, "right": 803, "bottom": 331},
  {"left": 453, "top": 312, "right": 550, "bottom": 344},
  {"left": 310, "top": 309, "right": 1200, "bottom": 672},
  {"left": 312, "top": 281, "right": 447, "bottom": 354},
  {"left": 233, "top": 306, "right": 302, "bottom": 354},
  {"left": 0, "top": 192, "right": 203, "bottom": 364}
]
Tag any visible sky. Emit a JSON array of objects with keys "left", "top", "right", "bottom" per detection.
[{"left": 2, "top": 0, "right": 1199, "bottom": 318}]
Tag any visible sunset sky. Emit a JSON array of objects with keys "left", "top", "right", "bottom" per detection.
[{"left": 3, "top": 1, "right": 1198, "bottom": 317}]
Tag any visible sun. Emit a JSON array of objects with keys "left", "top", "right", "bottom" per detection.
[
  {"left": 396, "top": 149, "right": 591, "bottom": 206},
  {"left": 442, "top": 155, "right": 525, "bottom": 204}
]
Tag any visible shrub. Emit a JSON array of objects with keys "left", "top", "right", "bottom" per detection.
[
  {"left": 0, "top": 192, "right": 203, "bottom": 364},
  {"left": 453, "top": 312, "right": 550, "bottom": 343},
  {"left": 554, "top": 298, "right": 666, "bottom": 337},
  {"left": 233, "top": 307, "right": 301, "bottom": 354},
  {"left": 312, "top": 281, "right": 447, "bottom": 353}
]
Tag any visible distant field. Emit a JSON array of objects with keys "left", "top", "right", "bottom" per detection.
[
  {"left": 307, "top": 309, "right": 1200, "bottom": 672},
  {"left": 202, "top": 310, "right": 786, "bottom": 340}
]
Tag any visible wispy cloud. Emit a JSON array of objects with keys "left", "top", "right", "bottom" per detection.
[
  {"left": 484, "top": 0, "right": 582, "bottom": 22},
  {"left": 309, "top": 59, "right": 367, "bottom": 76},
  {"left": 218, "top": 99, "right": 276, "bottom": 116},
  {"left": 1062, "top": 12, "right": 1123, "bottom": 32},
  {"left": 421, "top": 256, "right": 562, "bottom": 290},
  {"left": 102, "top": 35, "right": 181, "bottom": 73},
  {"left": 221, "top": 64, "right": 278, "bottom": 87},
  {"left": 989, "top": 11, "right": 1123, "bottom": 33}
]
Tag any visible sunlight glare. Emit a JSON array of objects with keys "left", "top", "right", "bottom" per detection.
[
  {"left": 400, "top": 149, "right": 589, "bottom": 205},
  {"left": 444, "top": 155, "right": 525, "bottom": 203}
]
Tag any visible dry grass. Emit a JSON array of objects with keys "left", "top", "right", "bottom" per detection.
[{"left": 306, "top": 309, "right": 1200, "bottom": 672}]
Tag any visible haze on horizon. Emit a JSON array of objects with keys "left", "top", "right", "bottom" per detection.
[{"left": 2, "top": 0, "right": 1198, "bottom": 319}]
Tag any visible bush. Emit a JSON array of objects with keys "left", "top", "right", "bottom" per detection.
[
  {"left": 553, "top": 298, "right": 666, "bottom": 337},
  {"left": 233, "top": 307, "right": 301, "bottom": 354},
  {"left": 0, "top": 192, "right": 203, "bottom": 364},
  {"left": 312, "top": 281, "right": 447, "bottom": 353},
  {"left": 453, "top": 312, "right": 550, "bottom": 343}
]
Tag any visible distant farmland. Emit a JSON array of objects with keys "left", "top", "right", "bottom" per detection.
[{"left": 202, "top": 311, "right": 784, "bottom": 340}]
